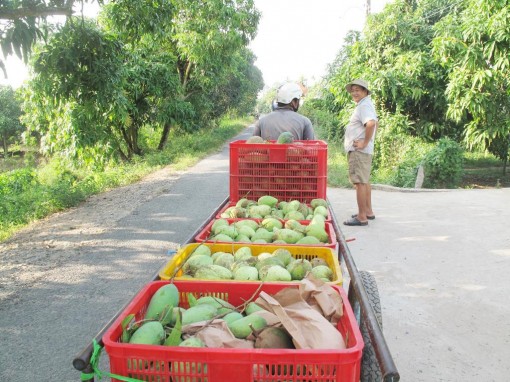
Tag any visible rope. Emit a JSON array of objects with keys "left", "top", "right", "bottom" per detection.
[{"left": 80, "top": 339, "right": 146, "bottom": 382}]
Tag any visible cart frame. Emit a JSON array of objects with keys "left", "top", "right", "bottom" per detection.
[{"left": 73, "top": 196, "right": 400, "bottom": 381}]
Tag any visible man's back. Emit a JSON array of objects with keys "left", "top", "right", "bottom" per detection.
[{"left": 253, "top": 108, "right": 315, "bottom": 140}]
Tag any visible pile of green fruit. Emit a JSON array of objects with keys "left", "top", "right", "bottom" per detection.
[
  {"left": 178, "top": 245, "right": 334, "bottom": 282},
  {"left": 220, "top": 196, "right": 329, "bottom": 221},
  {"left": 206, "top": 216, "right": 331, "bottom": 245},
  {"left": 123, "top": 283, "right": 302, "bottom": 350}
]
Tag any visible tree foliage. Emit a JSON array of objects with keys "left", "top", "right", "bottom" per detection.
[
  {"left": 324, "top": 0, "right": 509, "bottom": 165},
  {"left": 21, "top": 0, "right": 262, "bottom": 164},
  {"left": 100, "top": 0, "right": 261, "bottom": 149},
  {"left": 22, "top": 19, "right": 127, "bottom": 165},
  {"left": 0, "top": 84, "right": 23, "bottom": 156},
  {"left": 432, "top": 0, "right": 510, "bottom": 152},
  {"left": 0, "top": 0, "right": 99, "bottom": 76}
]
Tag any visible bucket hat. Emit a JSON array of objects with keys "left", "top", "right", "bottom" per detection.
[{"left": 345, "top": 79, "right": 371, "bottom": 94}]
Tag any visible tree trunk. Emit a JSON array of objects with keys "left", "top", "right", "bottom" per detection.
[
  {"left": 2, "top": 133, "right": 8, "bottom": 158},
  {"left": 158, "top": 122, "right": 172, "bottom": 151},
  {"left": 118, "top": 147, "right": 129, "bottom": 161},
  {"left": 119, "top": 125, "right": 135, "bottom": 158},
  {"left": 130, "top": 125, "right": 142, "bottom": 156}
]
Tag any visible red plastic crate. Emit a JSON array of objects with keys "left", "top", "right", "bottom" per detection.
[
  {"left": 229, "top": 140, "right": 328, "bottom": 203},
  {"left": 195, "top": 218, "right": 337, "bottom": 248},
  {"left": 103, "top": 280, "right": 363, "bottom": 382},
  {"left": 216, "top": 201, "right": 332, "bottom": 222}
]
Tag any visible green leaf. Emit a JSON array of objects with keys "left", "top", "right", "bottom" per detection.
[
  {"left": 187, "top": 293, "right": 198, "bottom": 307},
  {"left": 121, "top": 313, "right": 135, "bottom": 343},
  {"left": 164, "top": 310, "right": 182, "bottom": 346}
]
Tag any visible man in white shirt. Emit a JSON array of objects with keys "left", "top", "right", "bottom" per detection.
[{"left": 343, "top": 79, "right": 378, "bottom": 226}]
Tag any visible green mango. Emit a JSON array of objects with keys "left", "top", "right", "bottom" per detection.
[
  {"left": 182, "top": 304, "right": 217, "bottom": 326},
  {"left": 129, "top": 321, "right": 165, "bottom": 345},
  {"left": 258, "top": 195, "right": 278, "bottom": 208},
  {"left": 228, "top": 314, "right": 267, "bottom": 339},
  {"left": 196, "top": 296, "right": 235, "bottom": 314},
  {"left": 223, "top": 311, "right": 244, "bottom": 326},
  {"left": 144, "top": 284, "right": 179, "bottom": 325},
  {"left": 276, "top": 132, "right": 294, "bottom": 144}
]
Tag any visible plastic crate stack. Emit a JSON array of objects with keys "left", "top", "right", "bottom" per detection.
[
  {"left": 100, "top": 139, "right": 364, "bottom": 382},
  {"left": 229, "top": 139, "right": 328, "bottom": 202}
]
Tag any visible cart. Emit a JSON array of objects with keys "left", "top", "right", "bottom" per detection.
[{"left": 72, "top": 195, "right": 400, "bottom": 381}]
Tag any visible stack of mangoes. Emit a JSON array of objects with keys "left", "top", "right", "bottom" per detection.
[
  {"left": 122, "top": 283, "right": 295, "bottom": 350},
  {"left": 179, "top": 245, "right": 334, "bottom": 282}
]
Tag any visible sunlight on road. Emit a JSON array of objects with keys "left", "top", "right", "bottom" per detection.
[{"left": 397, "top": 236, "right": 450, "bottom": 242}]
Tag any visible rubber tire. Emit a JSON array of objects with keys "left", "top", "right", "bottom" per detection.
[{"left": 358, "top": 271, "right": 383, "bottom": 382}]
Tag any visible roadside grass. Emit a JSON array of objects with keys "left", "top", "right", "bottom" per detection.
[
  {"left": 326, "top": 143, "right": 509, "bottom": 189},
  {"left": 461, "top": 152, "right": 509, "bottom": 188},
  {"left": 326, "top": 144, "right": 351, "bottom": 188},
  {"left": 2, "top": 122, "right": 508, "bottom": 241},
  {"left": 0, "top": 118, "right": 249, "bottom": 242}
]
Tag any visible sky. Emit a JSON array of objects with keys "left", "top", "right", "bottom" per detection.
[
  {"left": 0, "top": 0, "right": 392, "bottom": 89},
  {"left": 250, "top": 0, "right": 391, "bottom": 89}
]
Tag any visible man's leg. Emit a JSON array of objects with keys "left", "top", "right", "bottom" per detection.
[
  {"left": 355, "top": 183, "right": 368, "bottom": 222},
  {"left": 365, "top": 183, "right": 374, "bottom": 217}
]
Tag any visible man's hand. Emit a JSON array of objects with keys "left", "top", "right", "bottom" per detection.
[{"left": 353, "top": 140, "right": 365, "bottom": 150}]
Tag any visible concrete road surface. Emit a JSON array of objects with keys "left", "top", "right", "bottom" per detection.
[
  {"left": 328, "top": 186, "right": 510, "bottom": 381},
  {"left": 1, "top": 127, "right": 509, "bottom": 381}
]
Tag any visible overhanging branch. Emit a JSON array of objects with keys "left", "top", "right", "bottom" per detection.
[{"left": 0, "top": 6, "right": 74, "bottom": 20}]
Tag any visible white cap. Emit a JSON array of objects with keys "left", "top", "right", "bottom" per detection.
[{"left": 276, "top": 82, "right": 303, "bottom": 104}]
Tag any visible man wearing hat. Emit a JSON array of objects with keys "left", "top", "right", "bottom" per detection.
[
  {"left": 253, "top": 82, "right": 315, "bottom": 140},
  {"left": 343, "top": 79, "right": 378, "bottom": 226}
]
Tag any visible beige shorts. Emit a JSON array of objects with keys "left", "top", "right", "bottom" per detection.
[{"left": 348, "top": 151, "right": 373, "bottom": 184}]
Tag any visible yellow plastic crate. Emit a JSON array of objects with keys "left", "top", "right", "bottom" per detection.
[{"left": 159, "top": 243, "right": 342, "bottom": 286}]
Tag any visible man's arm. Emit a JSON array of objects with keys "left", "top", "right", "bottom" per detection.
[
  {"left": 353, "top": 119, "right": 376, "bottom": 150},
  {"left": 361, "top": 119, "right": 376, "bottom": 148},
  {"left": 303, "top": 118, "right": 315, "bottom": 140},
  {"left": 252, "top": 121, "right": 262, "bottom": 137}
]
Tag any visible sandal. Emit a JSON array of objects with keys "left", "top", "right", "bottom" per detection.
[
  {"left": 352, "top": 214, "right": 375, "bottom": 220},
  {"left": 343, "top": 217, "right": 368, "bottom": 226}
]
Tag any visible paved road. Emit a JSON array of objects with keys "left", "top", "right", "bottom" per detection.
[
  {"left": 329, "top": 187, "right": 510, "bottom": 381},
  {"left": 1, "top": 127, "right": 509, "bottom": 381}
]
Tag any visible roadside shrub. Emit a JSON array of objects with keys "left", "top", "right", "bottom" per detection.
[
  {"left": 370, "top": 110, "right": 432, "bottom": 187},
  {"left": 372, "top": 141, "right": 430, "bottom": 188},
  {"left": 0, "top": 167, "right": 38, "bottom": 196},
  {"left": 372, "top": 110, "right": 414, "bottom": 171},
  {"left": 300, "top": 99, "right": 342, "bottom": 142},
  {"left": 422, "top": 138, "right": 464, "bottom": 188}
]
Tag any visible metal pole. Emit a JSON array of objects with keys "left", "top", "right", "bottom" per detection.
[
  {"left": 366, "top": 0, "right": 371, "bottom": 16},
  {"left": 328, "top": 199, "right": 400, "bottom": 381}
]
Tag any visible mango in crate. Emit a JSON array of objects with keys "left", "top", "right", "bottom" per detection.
[{"left": 129, "top": 321, "right": 165, "bottom": 345}]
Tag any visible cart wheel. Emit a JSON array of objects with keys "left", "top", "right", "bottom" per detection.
[{"left": 348, "top": 271, "right": 383, "bottom": 382}]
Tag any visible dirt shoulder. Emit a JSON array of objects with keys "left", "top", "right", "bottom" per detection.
[{"left": 0, "top": 165, "right": 184, "bottom": 303}]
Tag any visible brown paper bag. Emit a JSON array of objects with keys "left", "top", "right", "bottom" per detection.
[
  {"left": 255, "top": 287, "right": 346, "bottom": 350},
  {"left": 183, "top": 319, "right": 254, "bottom": 348},
  {"left": 299, "top": 275, "right": 344, "bottom": 325}
]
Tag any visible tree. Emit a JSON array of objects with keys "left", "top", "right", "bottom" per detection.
[
  {"left": 432, "top": 0, "right": 510, "bottom": 156},
  {"left": 22, "top": 19, "right": 128, "bottom": 163},
  {"left": 22, "top": 0, "right": 262, "bottom": 163},
  {"left": 208, "top": 47, "right": 264, "bottom": 118},
  {"left": 328, "top": 0, "right": 463, "bottom": 141},
  {"left": 0, "top": 84, "right": 23, "bottom": 157},
  {"left": 101, "top": 0, "right": 260, "bottom": 150}
]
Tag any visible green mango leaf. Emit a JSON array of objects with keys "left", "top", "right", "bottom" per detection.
[
  {"left": 187, "top": 293, "right": 198, "bottom": 307},
  {"left": 121, "top": 314, "right": 135, "bottom": 343},
  {"left": 164, "top": 310, "right": 182, "bottom": 346}
]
